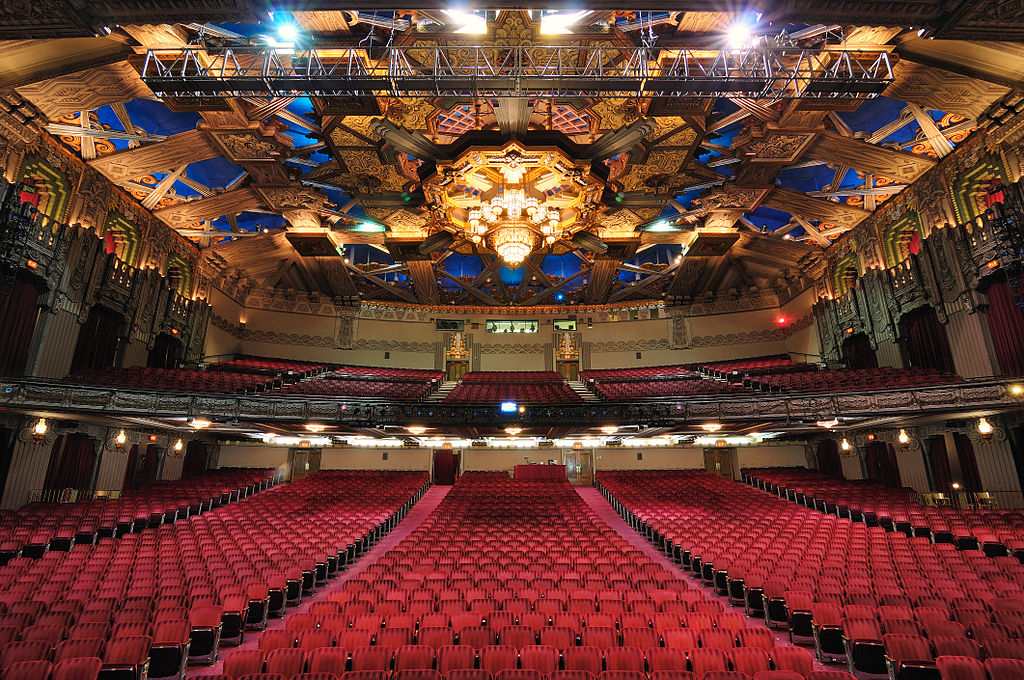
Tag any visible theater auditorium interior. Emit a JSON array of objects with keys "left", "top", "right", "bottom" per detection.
[{"left": 5, "top": 4, "right": 1024, "bottom": 680}]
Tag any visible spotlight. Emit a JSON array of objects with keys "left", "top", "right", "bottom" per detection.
[
  {"left": 727, "top": 20, "right": 754, "bottom": 49},
  {"left": 277, "top": 23, "right": 299, "bottom": 43}
]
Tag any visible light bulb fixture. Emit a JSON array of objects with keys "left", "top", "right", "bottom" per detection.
[
  {"left": 1010, "top": 384, "right": 1024, "bottom": 397},
  {"left": 817, "top": 418, "right": 840, "bottom": 429},
  {"left": 978, "top": 417, "right": 994, "bottom": 442},
  {"left": 701, "top": 423, "right": 722, "bottom": 433},
  {"left": 191, "top": 418, "right": 211, "bottom": 430},
  {"left": 407, "top": 425, "right": 427, "bottom": 435},
  {"left": 600, "top": 425, "right": 618, "bottom": 435},
  {"left": 32, "top": 418, "right": 48, "bottom": 442},
  {"left": 505, "top": 427, "right": 523, "bottom": 436},
  {"left": 116, "top": 430, "right": 127, "bottom": 447},
  {"left": 173, "top": 438, "right": 183, "bottom": 452},
  {"left": 305, "top": 423, "right": 327, "bottom": 433},
  {"left": 952, "top": 482, "right": 961, "bottom": 490},
  {"left": 840, "top": 437, "right": 851, "bottom": 452},
  {"left": 897, "top": 428, "right": 910, "bottom": 448}
]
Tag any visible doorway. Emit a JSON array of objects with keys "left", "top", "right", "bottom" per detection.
[
  {"left": 704, "top": 447, "right": 734, "bottom": 480},
  {"left": 563, "top": 449, "right": 593, "bottom": 485},
  {"left": 556, "top": 360, "right": 579, "bottom": 382},
  {"left": 447, "top": 360, "right": 468, "bottom": 381}
]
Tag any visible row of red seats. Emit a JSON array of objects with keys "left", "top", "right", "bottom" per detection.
[
  {"left": 579, "top": 367, "right": 695, "bottom": 383},
  {"left": 0, "top": 471, "right": 429, "bottom": 680},
  {"left": 745, "top": 367, "right": 959, "bottom": 394},
  {"left": 66, "top": 367, "right": 279, "bottom": 394},
  {"left": 190, "top": 670, "right": 861, "bottom": 680},
  {"left": 445, "top": 384, "right": 581, "bottom": 404},
  {"left": 458, "top": 373, "right": 566, "bottom": 385},
  {"left": 0, "top": 469, "right": 278, "bottom": 559},
  {"left": 275, "top": 380, "right": 435, "bottom": 402},
  {"left": 694, "top": 356, "right": 808, "bottom": 380},
  {"left": 217, "top": 357, "right": 329, "bottom": 375},
  {"left": 591, "top": 380, "right": 741, "bottom": 401},
  {"left": 595, "top": 470, "right": 1024, "bottom": 680},
  {"left": 325, "top": 368, "right": 445, "bottom": 382},
  {"left": 743, "top": 468, "right": 1024, "bottom": 555}
]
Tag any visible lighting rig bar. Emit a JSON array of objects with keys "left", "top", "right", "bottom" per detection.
[{"left": 141, "top": 45, "right": 894, "bottom": 99}]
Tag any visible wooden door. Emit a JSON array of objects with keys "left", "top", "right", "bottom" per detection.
[
  {"left": 562, "top": 450, "right": 593, "bottom": 485},
  {"left": 290, "top": 449, "right": 309, "bottom": 481},
  {"left": 557, "top": 360, "right": 579, "bottom": 382},
  {"left": 447, "top": 361, "right": 468, "bottom": 381},
  {"left": 703, "top": 447, "right": 734, "bottom": 480}
]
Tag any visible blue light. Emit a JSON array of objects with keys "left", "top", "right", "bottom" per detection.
[
  {"left": 500, "top": 402, "right": 518, "bottom": 413},
  {"left": 555, "top": 293, "right": 565, "bottom": 301}
]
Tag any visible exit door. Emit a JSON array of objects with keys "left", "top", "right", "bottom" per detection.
[
  {"left": 563, "top": 449, "right": 593, "bottom": 485},
  {"left": 704, "top": 447, "right": 735, "bottom": 480}
]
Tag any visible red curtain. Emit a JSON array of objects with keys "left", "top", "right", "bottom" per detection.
[
  {"left": 182, "top": 441, "right": 208, "bottom": 479},
  {"left": 70, "top": 305, "right": 122, "bottom": 372},
  {"left": 43, "top": 434, "right": 96, "bottom": 491},
  {"left": 926, "top": 436, "right": 952, "bottom": 494},
  {"left": 953, "top": 432, "right": 983, "bottom": 492},
  {"left": 433, "top": 449, "right": 457, "bottom": 485},
  {"left": 985, "top": 277, "right": 1024, "bottom": 377},
  {"left": 899, "top": 305, "right": 956, "bottom": 373},
  {"left": 0, "top": 276, "right": 42, "bottom": 377},
  {"left": 865, "top": 441, "right": 901, "bottom": 488},
  {"left": 122, "top": 444, "right": 139, "bottom": 490},
  {"left": 817, "top": 439, "right": 843, "bottom": 478},
  {"left": 842, "top": 332, "right": 878, "bottom": 370},
  {"left": 141, "top": 444, "right": 160, "bottom": 483}
]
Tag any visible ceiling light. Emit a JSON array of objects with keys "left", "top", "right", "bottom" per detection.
[
  {"left": 540, "top": 10, "right": 589, "bottom": 35},
  {"left": 191, "top": 418, "right": 211, "bottom": 429},
  {"left": 726, "top": 19, "right": 754, "bottom": 49},
  {"left": 443, "top": 10, "right": 487, "bottom": 34},
  {"left": 277, "top": 23, "right": 299, "bottom": 43},
  {"left": 305, "top": 423, "right": 327, "bottom": 433},
  {"left": 817, "top": 418, "right": 839, "bottom": 428},
  {"left": 491, "top": 225, "right": 535, "bottom": 266},
  {"left": 599, "top": 425, "right": 618, "bottom": 435},
  {"left": 505, "top": 427, "right": 523, "bottom": 436},
  {"left": 407, "top": 425, "right": 427, "bottom": 435},
  {"left": 1011, "top": 384, "right": 1023, "bottom": 396},
  {"left": 701, "top": 423, "right": 722, "bottom": 432}
]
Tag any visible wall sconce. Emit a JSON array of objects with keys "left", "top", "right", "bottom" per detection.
[
  {"left": 897, "top": 429, "right": 910, "bottom": 449},
  {"left": 173, "top": 439, "right": 183, "bottom": 453},
  {"left": 840, "top": 437, "right": 851, "bottom": 452},
  {"left": 978, "top": 417, "right": 994, "bottom": 443},
  {"left": 32, "top": 418, "right": 48, "bottom": 443},
  {"left": 116, "top": 430, "right": 127, "bottom": 447}
]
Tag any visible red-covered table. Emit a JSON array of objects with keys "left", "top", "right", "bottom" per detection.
[{"left": 514, "top": 464, "right": 567, "bottom": 481}]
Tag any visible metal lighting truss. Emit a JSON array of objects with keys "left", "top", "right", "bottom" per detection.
[{"left": 141, "top": 44, "right": 894, "bottom": 99}]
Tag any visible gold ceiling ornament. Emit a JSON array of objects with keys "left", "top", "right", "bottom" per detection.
[{"left": 423, "top": 141, "right": 604, "bottom": 265}]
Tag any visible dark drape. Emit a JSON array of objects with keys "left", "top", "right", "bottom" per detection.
[
  {"left": 0, "top": 426, "right": 13, "bottom": 505},
  {"left": 182, "top": 441, "right": 208, "bottom": 479},
  {"left": 433, "top": 449, "right": 457, "bottom": 485},
  {"left": 816, "top": 439, "right": 843, "bottom": 478},
  {"left": 147, "top": 333, "right": 182, "bottom": 369},
  {"left": 141, "top": 444, "right": 160, "bottom": 483},
  {"left": 926, "top": 435, "right": 952, "bottom": 494},
  {"left": 0, "top": 276, "right": 42, "bottom": 377},
  {"left": 122, "top": 444, "right": 139, "bottom": 490},
  {"left": 898, "top": 306, "right": 956, "bottom": 373},
  {"left": 43, "top": 434, "right": 96, "bottom": 491},
  {"left": 842, "top": 332, "right": 878, "bottom": 370},
  {"left": 865, "top": 441, "right": 901, "bottom": 488},
  {"left": 985, "top": 277, "right": 1024, "bottom": 377},
  {"left": 953, "top": 432, "right": 983, "bottom": 492},
  {"left": 70, "top": 305, "right": 122, "bottom": 372}
]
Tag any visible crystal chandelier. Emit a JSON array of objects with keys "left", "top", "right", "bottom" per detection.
[{"left": 490, "top": 224, "right": 536, "bottom": 266}]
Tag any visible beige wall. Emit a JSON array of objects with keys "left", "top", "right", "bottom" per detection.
[
  {"left": 736, "top": 444, "right": 809, "bottom": 469},
  {"left": 594, "top": 448, "right": 704, "bottom": 470},
  {"left": 206, "top": 287, "right": 818, "bottom": 371}
]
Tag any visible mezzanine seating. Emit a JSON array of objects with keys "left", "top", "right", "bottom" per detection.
[
  {"left": 273, "top": 367, "right": 444, "bottom": 401},
  {"left": 445, "top": 373, "right": 580, "bottom": 404},
  {"left": 744, "top": 368, "right": 960, "bottom": 394},
  {"left": 597, "top": 470, "right": 1024, "bottom": 680},
  {"left": 0, "top": 471, "right": 428, "bottom": 680}
]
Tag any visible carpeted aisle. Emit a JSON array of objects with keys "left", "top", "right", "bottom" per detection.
[
  {"left": 575, "top": 485, "right": 828, "bottom": 671},
  {"left": 189, "top": 484, "right": 451, "bottom": 677}
]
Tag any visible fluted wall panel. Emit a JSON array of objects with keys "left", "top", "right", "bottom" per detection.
[
  {"left": 31, "top": 309, "right": 81, "bottom": 379},
  {"left": 120, "top": 340, "right": 148, "bottom": 369},
  {"left": 1, "top": 438, "right": 54, "bottom": 509},
  {"left": 945, "top": 309, "right": 999, "bottom": 378},
  {"left": 895, "top": 448, "right": 930, "bottom": 493},
  {"left": 842, "top": 452, "right": 864, "bottom": 479},
  {"left": 94, "top": 445, "right": 129, "bottom": 492},
  {"left": 876, "top": 340, "right": 903, "bottom": 368},
  {"left": 974, "top": 437, "right": 1023, "bottom": 496},
  {"left": 161, "top": 453, "right": 183, "bottom": 480}
]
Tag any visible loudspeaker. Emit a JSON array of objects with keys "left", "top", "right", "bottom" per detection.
[
  {"left": 384, "top": 351, "right": 390, "bottom": 359},
  {"left": 382, "top": 451, "right": 389, "bottom": 460},
  {"left": 636, "top": 351, "right": 642, "bottom": 359},
  {"left": 637, "top": 452, "right": 643, "bottom": 461}
]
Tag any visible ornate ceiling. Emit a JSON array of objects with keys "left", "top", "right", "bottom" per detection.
[{"left": 2, "top": 6, "right": 1023, "bottom": 307}]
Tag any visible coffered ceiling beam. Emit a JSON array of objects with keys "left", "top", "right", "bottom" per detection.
[
  {"left": 1, "top": 38, "right": 133, "bottom": 89},
  {"left": 345, "top": 261, "right": 418, "bottom": 303},
  {"left": 583, "top": 259, "right": 619, "bottom": 305},
  {"left": 88, "top": 128, "right": 221, "bottom": 183},
  {"left": 896, "top": 38, "right": 1024, "bottom": 89},
  {"left": 608, "top": 260, "right": 681, "bottom": 303},
  {"left": 522, "top": 268, "right": 589, "bottom": 306},
  {"left": 807, "top": 129, "right": 937, "bottom": 183},
  {"left": 791, "top": 215, "right": 832, "bottom": 247},
  {"left": 140, "top": 164, "right": 187, "bottom": 210},
  {"left": 151, "top": 188, "right": 265, "bottom": 228},
  {"left": 439, "top": 270, "right": 501, "bottom": 307},
  {"left": 907, "top": 103, "right": 954, "bottom": 157},
  {"left": 45, "top": 123, "right": 167, "bottom": 143},
  {"left": 408, "top": 260, "right": 441, "bottom": 305}
]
